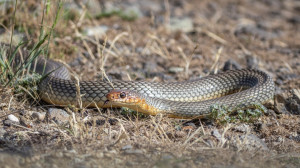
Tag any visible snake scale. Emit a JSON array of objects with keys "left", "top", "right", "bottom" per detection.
[{"left": 32, "top": 57, "right": 275, "bottom": 118}]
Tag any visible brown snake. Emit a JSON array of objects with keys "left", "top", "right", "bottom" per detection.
[{"left": 32, "top": 57, "right": 275, "bottom": 118}]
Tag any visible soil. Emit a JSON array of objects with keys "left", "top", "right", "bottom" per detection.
[{"left": 0, "top": 0, "right": 299, "bottom": 167}]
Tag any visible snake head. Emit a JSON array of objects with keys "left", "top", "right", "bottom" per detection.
[
  {"left": 106, "top": 89, "right": 141, "bottom": 105},
  {"left": 106, "top": 89, "right": 160, "bottom": 115}
]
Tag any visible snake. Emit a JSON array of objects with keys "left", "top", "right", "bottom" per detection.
[{"left": 29, "top": 57, "right": 275, "bottom": 118}]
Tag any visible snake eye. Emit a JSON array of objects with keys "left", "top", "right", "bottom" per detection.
[{"left": 119, "top": 92, "right": 126, "bottom": 99}]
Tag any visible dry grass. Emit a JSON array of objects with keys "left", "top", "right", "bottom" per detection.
[{"left": 0, "top": 0, "right": 299, "bottom": 167}]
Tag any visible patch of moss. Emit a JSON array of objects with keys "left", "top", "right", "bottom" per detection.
[
  {"left": 14, "top": 73, "right": 42, "bottom": 94},
  {"left": 120, "top": 107, "right": 149, "bottom": 118},
  {"left": 209, "top": 103, "right": 267, "bottom": 125}
]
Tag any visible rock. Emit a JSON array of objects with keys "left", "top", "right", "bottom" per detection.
[
  {"left": 286, "top": 89, "right": 300, "bottom": 115},
  {"left": 223, "top": 59, "right": 242, "bottom": 71},
  {"left": 121, "top": 145, "right": 132, "bottom": 150},
  {"left": 233, "top": 124, "right": 250, "bottom": 133},
  {"left": 274, "top": 90, "right": 300, "bottom": 115},
  {"left": 292, "top": 89, "right": 300, "bottom": 101},
  {"left": 32, "top": 112, "right": 46, "bottom": 121},
  {"left": 167, "top": 18, "right": 194, "bottom": 33},
  {"left": 0, "top": 128, "right": 6, "bottom": 138},
  {"left": 3, "top": 120, "right": 15, "bottom": 127},
  {"left": 169, "top": 67, "right": 184, "bottom": 73},
  {"left": 274, "top": 93, "right": 289, "bottom": 114},
  {"left": 211, "top": 129, "right": 222, "bottom": 141},
  {"left": 286, "top": 100, "right": 300, "bottom": 115},
  {"left": 83, "top": 25, "right": 108, "bottom": 37},
  {"left": 48, "top": 108, "right": 70, "bottom": 124},
  {"left": 7, "top": 114, "right": 19, "bottom": 123},
  {"left": 231, "top": 134, "right": 269, "bottom": 151}
]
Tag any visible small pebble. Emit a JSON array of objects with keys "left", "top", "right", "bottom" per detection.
[
  {"left": 169, "top": 67, "right": 184, "bottom": 73},
  {"left": 121, "top": 145, "right": 132, "bottom": 150},
  {"left": 8, "top": 114, "right": 19, "bottom": 123},
  {"left": 3, "top": 120, "right": 14, "bottom": 127},
  {"left": 48, "top": 108, "right": 70, "bottom": 124},
  {"left": 212, "top": 129, "right": 222, "bottom": 141},
  {"left": 32, "top": 112, "right": 46, "bottom": 121},
  {"left": 233, "top": 124, "right": 250, "bottom": 133}
]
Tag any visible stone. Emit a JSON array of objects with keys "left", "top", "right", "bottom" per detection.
[
  {"left": 121, "top": 145, "right": 132, "bottom": 150},
  {"left": 212, "top": 129, "right": 222, "bottom": 141},
  {"left": 231, "top": 134, "right": 268, "bottom": 151},
  {"left": 274, "top": 93, "right": 289, "bottom": 114},
  {"left": 286, "top": 89, "right": 300, "bottom": 115},
  {"left": 3, "top": 120, "right": 15, "bottom": 127},
  {"left": 32, "top": 112, "right": 46, "bottom": 121},
  {"left": 7, "top": 114, "right": 19, "bottom": 123},
  {"left": 0, "top": 128, "right": 6, "bottom": 137},
  {"left": 169, "top": 67, "right": 184, "bottom": 73},
  {"left": 233, "top": 124, "right": 250, "bottom": 133},
  {"left": 48, "top": 108, "right": 70, "bottom": 124}
]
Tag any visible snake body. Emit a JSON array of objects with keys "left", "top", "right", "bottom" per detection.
[{"left": 32, "top": 58, "right": 275, "bottom": 118}]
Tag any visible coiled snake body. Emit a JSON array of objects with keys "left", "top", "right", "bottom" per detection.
[{"left": 34, "top": 58, "right": 275, "bottom": 118}]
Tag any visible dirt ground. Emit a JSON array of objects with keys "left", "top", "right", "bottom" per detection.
[{"left": 0, "top": 0, "right": 300, "bottom": 167}]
